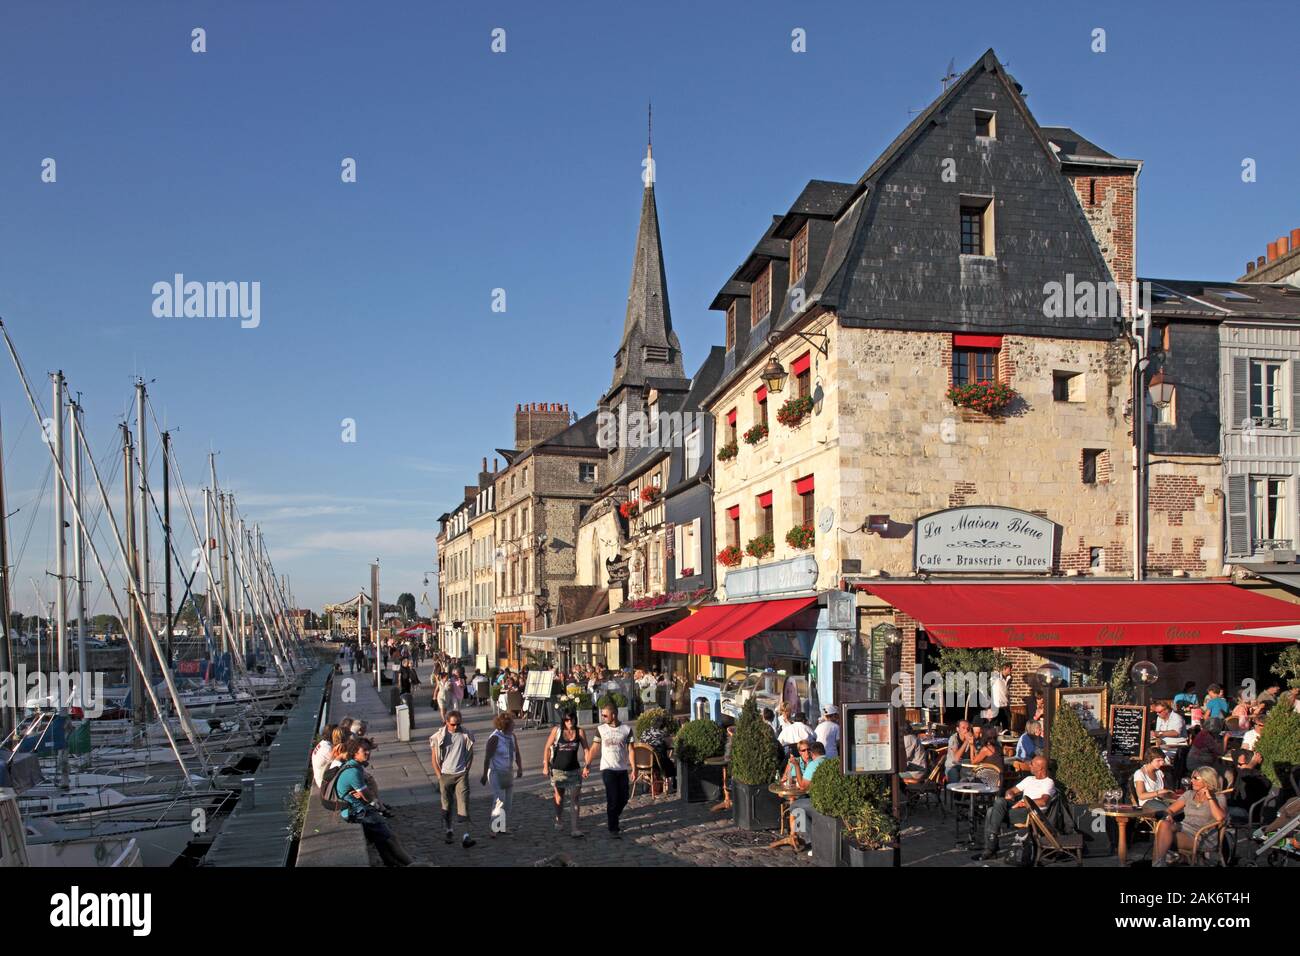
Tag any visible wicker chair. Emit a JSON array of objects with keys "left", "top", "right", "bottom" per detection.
[{"left": 630, "top": 744, "right": 660, "bottom": 800}]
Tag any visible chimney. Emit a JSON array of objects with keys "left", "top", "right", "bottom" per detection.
[
  {"left": 1247, "top": 261, "right": 1255, "bottom": 274},
  {"left": 1280, "top": 236, "right": 1292, "bottom": 257},
  {"left": 1268, "top": 241, "right": 1280, "bottom": 262},
  {"left": 515, "top": 400, "right": 574, "bottom": 451},
  {"left": 1258, "top": 255, "right": 1267, "bottom": 268},
  {"left": 1292, "top": 228, "right": 1300, "bottom": 251}
]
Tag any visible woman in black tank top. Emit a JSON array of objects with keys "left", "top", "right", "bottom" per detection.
[{"left": 543, "top": 712, "right": 587, "bottom": 838}]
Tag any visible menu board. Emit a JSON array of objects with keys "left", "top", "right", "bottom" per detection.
[
  {"left": 1108, "top": 704, "right": 1147, "bottom": 760},
  {"left": 841, "top": 701, "right": 894, "bottom": 775}
]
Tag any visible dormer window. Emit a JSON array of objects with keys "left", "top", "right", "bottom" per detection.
[
  {"left": 751, "top": 266, "right": 772, "bottom": 326},
  {"left": 790, "top": 224, "right": 809, "bottom": 284},
  {"left": 974, "top": 110, "right": 996, "bottom": 140},
  {"left": 726, "top": 301, "right": 737, "bottom": 352}
]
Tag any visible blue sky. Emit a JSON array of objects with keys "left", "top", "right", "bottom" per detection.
[{"left": 0, "top": 0, "right": 1295, "bottom": 615}]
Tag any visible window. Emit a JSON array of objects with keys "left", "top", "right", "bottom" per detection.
[
  {"left": 759, "top": 492, "right": 774, "bottom": 538},
  {"left": 1249, "top": 360, "right": 1286, "bottom": 427},
  {"left": 650, "top": 539, "right": 661, "bottom": 586},
  {"left": 1089, "top": 547, "right": 1102, "bottom": 570},
  {"left": 751, "top": 266, "right": 771, "bottom": 325},
  {"left": 755, "top": 386, "right": 769, "bottom": 429},
  {"left": 953, "top": 347, "right": 998, "bottom": 386},
  {"left": 725, "top": 409, "right": 738, "bottom": 447},
  {"left": 974, "top": 110, "right": 996, "bottom": 139},
  {"left": 726, "top": 302, "right": 737, "bottom": 351},
  {"left": 793, "top": 351, "right": 812, "bottom": 400},
  {"left": 790, "top": 224, "right": 809, "bottom": 282},
  {"left": 727, "top": 505, "right": 740, "bottom": 549},
  {"left": 1082, "top": 449, "right": 1102, "bottom": 485},
  {"left": 1146, "top": 391, "right": 1175, "bottom": 426},
  {"left": 684, "top": 427, "right": 701, "bottom": 479},
  {"left": 1250, "top": 477, "right": 1289, "bottom": 550},
  {"left": 796, "top": 475, "right": 815, "bottom": 528},
  {"left": 675, "top": 518, "right": 701, "bottom": 577},
  {"left": 579, "top": 462, "right": 597, "bottom": 483},
  {"left": 960, "top": 198, "right": 993, "bottom": 256},
  {"left": 522, "top": 466, "right": 528, "bottom": 486},
  {"left": 1053, "top": 371, "right": 1084, "bottom": 403}
]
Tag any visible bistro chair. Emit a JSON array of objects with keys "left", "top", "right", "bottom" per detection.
[
  {"left": 903, "top": 757, "right": 947, "bottom": 821},
  {"left": 1172, "top": 816, "right": 1234, "bottom": 867},
  {"left": 1025, "top": 799, "right": 1084, "bottom": 866},
  {"left": 630, "top": 744, "right": 660, "bottom": 800}
]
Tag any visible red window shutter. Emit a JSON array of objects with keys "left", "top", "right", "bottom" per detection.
[
  {"left": 791, "top": 352, "right": 811, "bottom": 376},
  {"left": 795, "top": 475, "right": 814, "bottom": 496},
  {"left": 757, "top": 491, "right": 773, "bottom": 508},
  {"left": 726, "top": 505, "right": 740, "bottom": 520},
  {"left": 952, "top": 334, "right": 1003, "bottom": 349},
  {"left": 726, "top": 408, "right": 737, "bottom": 426},
  {"left": 755, "top": 385, "right": 768, "bottom": 403}
]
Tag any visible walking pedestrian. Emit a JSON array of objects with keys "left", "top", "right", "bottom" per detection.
[
  {"left": 398, "top": 657, "right": 422, "bottom": 730},
  {"left": 435, "top": 671, "right": 455, "bottom": 722},
  {"left": 542, "top": 711, "right": 588, "bottom": 838},
  {"left": 430, "top": 710, "right": 476, "bottom": 849},
  {"left": 480, "top": 713, "right": 523, "bottom": 836},
  {"left": 583, "top": 704, "right": 633, "bottom": 838}
]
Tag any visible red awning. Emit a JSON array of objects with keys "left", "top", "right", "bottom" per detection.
[
  {"left": 757, "top": 491, "right": 773, "bottom": 508},
  {"left": 755, "top": 385, "right": 768, "bottom": 403},
  {"left": 726, "top": 408, "right": 737, "bottom": 426},
  {"left": 861, "top": 582, "right": 1300, "bottom": 648},
  {"left": 791, "top": 352, "right": 811, "bottom": 376},
  {"left": 795, "top": 474, "right": 814, "bottom": 496},
  {"left": 953, "top": 334, "right": 1003, "bottom": 349},
  {"left": 651, "top": 596, "right": 817, "bottom": 658}
]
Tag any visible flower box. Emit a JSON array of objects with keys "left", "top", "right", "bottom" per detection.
[
  {"left": 786, "top": 523, "right": 815, "bottom": 550},
  {"left": 946, "top": 380, "right": 1017, "bottom": 416},
  {"left": 776, "top": 395, "right": 815, "bottom": 427},
  {"left": 745, "top": 535, "right": 774, "bottom": 559},
  {"left": 640, "top": 485, "right": 662, "bottom": 504},
  {"left": 679, "top": 567, "right": 695, "bottom": 577},
  {"left": 618, "top": 500, "right": 640, "bottom": 520},
  {"left": 717, "top": 545, "right": 743, "bottom": 568},
  {"left": 742, "top": 423, "right": 769, "bottom": 445},
  {"left": 717, "top": 442, "right": 739, "bottom": 462}
]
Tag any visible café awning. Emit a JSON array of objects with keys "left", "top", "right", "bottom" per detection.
[
  {"left": 519, "top": 606, "right": 686, "bottom": 652},
  {"left": 859, "top": 581, "right": 1300, "bottom": 648},
  {"left": 650, "top": 596, "right": 817, "bottom": 659}
]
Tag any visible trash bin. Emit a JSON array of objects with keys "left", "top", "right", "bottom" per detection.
[
  {"left": 694, "top": 696, "right": 710, "bottom": 721},
  {"left": 395, "top": 703, "right": 411, "bottom": 742},
  {"left": 399, "top": 693, "right": 414, "bottom": 730}
]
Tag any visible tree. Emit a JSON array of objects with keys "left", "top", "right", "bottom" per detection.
[
  {"left": 1255, "top": 701, "right": 1300, "bottom": 789},
  {"left": 731, "top": 698, "right": 781, "bottom": 786},
  {"left": 1271, "top": 645, "right": 1300, "bottom": 692},
  {"left": 933, "top": 646, "right": 1007, "bottom": 720},
  {"left": 1108, "top": 651, "right": 1135, "bottom": 705},
  {"left": 1050, "top": 695, "right": 1117, "bottom": 805},
  {"left": 91, "top": 614, "right": 119, "bottom": 633},
  {"left": 396, "top": 593, "right": 416, "bottom": 622}
]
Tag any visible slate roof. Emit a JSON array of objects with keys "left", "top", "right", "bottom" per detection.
[
  {"left": 1039, "top": 126, "right": 1118, "bottom": 161},
  {"left": 1143, "top": 279, "right": 1300, "bottom": 320}
]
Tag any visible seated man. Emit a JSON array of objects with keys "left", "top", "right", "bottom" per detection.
[
  {"left": 975, "top": 753, "right": 1056, "bottom": 860},
  {"left": 1151, "top": 701, "right": 1187, "bottom": 747},
  {"left": 944, "top": 719, "right": 975, "bottom": 785},
  {"left": 901, "top": 722, "right": 929, "bottom": 782},
  {"left": 1013, "top": 720, "right": 1044, "bottom": 771},
  {"left": 788, "top": 742, "right": 827, "bottom": 846}
]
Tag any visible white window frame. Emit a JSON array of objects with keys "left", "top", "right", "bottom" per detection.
[
  {"left": 1249, "top": 475, "right": 1290, "bottom": 551},
  {"left": 1249, "top": 359, "right": 1286, "bottom": 427}
]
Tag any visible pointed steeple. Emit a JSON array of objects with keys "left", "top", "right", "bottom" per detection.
[{"left": 606, "top": 121, "right": 684, "bottom": 400}]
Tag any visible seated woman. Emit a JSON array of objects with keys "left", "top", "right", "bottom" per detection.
[
  {"left": 1132, "top": 751, "right": 1174, "bottom": 812},
  {"left": 969, "top": 724, "right": 1005, "bottom": 788},
  {"left": 1151, "top": 766, "right": 1227, "bottom": 867},
  {"left": 901, "top": 722, "right": 930, "bottom": 782},
  {"left": 1013, "top": 720, "right": 1044, "bottom": 772},
  {"left": 638, "top": 713, "right": 677, "bottom": 788}
]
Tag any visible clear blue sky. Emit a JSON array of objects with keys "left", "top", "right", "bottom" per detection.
[{"left": 0, "top": 0, "right": 1295, "bottom": 615}]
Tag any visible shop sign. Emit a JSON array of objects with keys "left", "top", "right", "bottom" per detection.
[{"left": 914, "top": 506, "right": 1056, "bottom": 573}]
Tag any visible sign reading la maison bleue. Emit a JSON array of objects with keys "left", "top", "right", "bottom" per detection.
[{"left": 915, "top": 506, "right": 1056, "bottom": 572}]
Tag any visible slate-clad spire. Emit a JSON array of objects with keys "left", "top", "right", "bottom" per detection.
[{"left": 606, "top": 135, "right": 685, "bottom": 399}]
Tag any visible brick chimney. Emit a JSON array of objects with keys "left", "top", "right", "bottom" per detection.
[
  {"left": 515, "top": 402, "right": 572, "bottom": 451},
  {"left": 1064, "top": 168, "right": 1137, "bottom": 293}
]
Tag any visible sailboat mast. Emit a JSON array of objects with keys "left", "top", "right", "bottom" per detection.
[
  {"left": 71, "top": 400, "right": 88, "bottom": 712},
  {"left": 0, "top": 407, "right": 13, "bottom": 739},
  {"left": 123, "top": 425, "right": 146, "bottom": 726},
  {"left": 237, "top": 510, "right": 247, "bottom": 660},
  {"left": 135, "top": 380, "right": 151, "bottom": 668},
  {"left": 51, "top": 372, "right": 68, "bottom": 703},
  {"left": 162, "top": 429, "right": 174, "bottom": 668}
]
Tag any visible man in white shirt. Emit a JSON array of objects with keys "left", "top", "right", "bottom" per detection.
[
  {"left": 583, "top": 704, "right": 633, "bottom": 838},
  {"left": 976, "top": 754, "right": 1056, "bottom": 859},
  {"left": 989, "top": 664, "right": 1012, "bottom": 731},
  {"left": 777, "top": 712, "right": 816, "bottom": 757},
  {"left": 815, "top": 706, "right": 840, "bottom": 759},
  {"left": 1152, "top": 702, "right": 1187, "bottom": 746}
]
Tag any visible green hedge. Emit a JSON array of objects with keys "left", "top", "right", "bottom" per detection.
[
  {"left": 1256, "top": 701, "right": 1300, "bottom": 789},
  {"left": 674, "top": 718, "right": 724, "bottom": 764},
  {"left": 809, "top": 758, "right": 887, "bottom": 820}
]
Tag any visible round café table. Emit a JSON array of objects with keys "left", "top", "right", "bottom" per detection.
[
  {"left": 767, "top": 781, "right": 806, "bottom": 851},
  {"left": 947, "top": 781, "right": 997, "bottom": 846},
  {"left": 1096, "top": 804, "right": 1162, "bottom": 865}
]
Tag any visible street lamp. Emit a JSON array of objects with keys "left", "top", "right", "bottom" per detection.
[
  {"left": 760, "top": 353, "right": 788, "bottom": 394},
  {"left": 1036, "top": 661, "right": 1065, "bottom": 761},
  {"left": 1131, "top": 659, "right": 1159, "bottom": 710},
  {"left": 1147, "top": 371, "right": 1175, "bottom": 410}
]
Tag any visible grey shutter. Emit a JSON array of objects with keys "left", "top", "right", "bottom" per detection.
[
  {"left": 1226, "top": 473, "right": 1250, "bottom": 557},
  {"left": 1232, "top": 356, "right": 1249, "bottom": 430},
  {"left": 1292, "top": 360, "right": 1300, "bottom": 431}
]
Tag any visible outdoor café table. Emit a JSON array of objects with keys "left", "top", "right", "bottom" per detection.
[
  {"left": 767, "top": 781, "right": 805, "bottom": 851},
  {"left": 947, "top": 781, "right": 998, "bottom": 846},
  {"left": 1097, "top": 804, "right": 1161, "bottom": 866},
  {"left": 705, "top": 756, "right": 731, "bottom": 813}
]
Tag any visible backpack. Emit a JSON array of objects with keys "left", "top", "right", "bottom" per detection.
[
  {"left": 1006, "top": 830, "right": 1037, "bottom": 867},
  {"left": 319, "top": 762, "right": 349, "bottom": 812}
]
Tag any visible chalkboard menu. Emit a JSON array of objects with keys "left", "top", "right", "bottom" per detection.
[{"left": 1108, "top": 704, "right": 1147, "bottom": 760}]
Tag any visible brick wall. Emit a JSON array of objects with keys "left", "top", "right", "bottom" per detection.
[{"left": 1066, "top": 171, "right": 1137, "bottom": 293}]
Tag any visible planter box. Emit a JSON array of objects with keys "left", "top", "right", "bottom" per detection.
[
  {"left": 808, "top": 808, "right": 843, "bottom": 867},
  {"left": 730, "top": 780, "right": 782, "bottom": 831},
  {"left": 678, "top": 759, "right": 724, "bottom": 804},
  {"left": 842, "top": 840, "right": 899, "bottom": 868}
]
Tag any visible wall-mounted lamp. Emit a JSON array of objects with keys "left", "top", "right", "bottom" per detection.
[
  {"left": 866, "top": 514, "right": 891, "bottom": 535},
  {"left": 1147, "top": 369, "right": 1175, "bottom": 408}
]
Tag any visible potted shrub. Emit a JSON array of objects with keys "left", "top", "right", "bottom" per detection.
[
  {"left": 785, "top": 523, "right": 815, "bottom": 550},
  {"left": 776, "top": 395, "right": 815, "bottom": 427},
  {"left": 808, "top": 758, "right": 888, "bottom": 867},
  {"left": 946, "top": 380, "right": 1017, "bottom": 415},
  {"left": 717, "top": 441, "right": 739, "bottom": 462},
  {"left": 745, "top": 534, "right": 774, "bottom": 560},
  {"left": 842, "top": 802, "right": 900, "bottom": 867},
  {"left": 729, "top": 699, "right": 783, "bottom": 830},
  {"left": 717, "top": 545, "right": 742, "bottom": 568},
  {"left": 743, "top": 422, "right": 768, "bottom": 445},
  {"left": 596, "top": 691, "right": 630, "bottom": 725},
  {"left": 1255, "top": 700, "right": 1300, "bottom": 789},
  {"left": 673, "top": 718, "right": 725, "bottom": 803}
]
